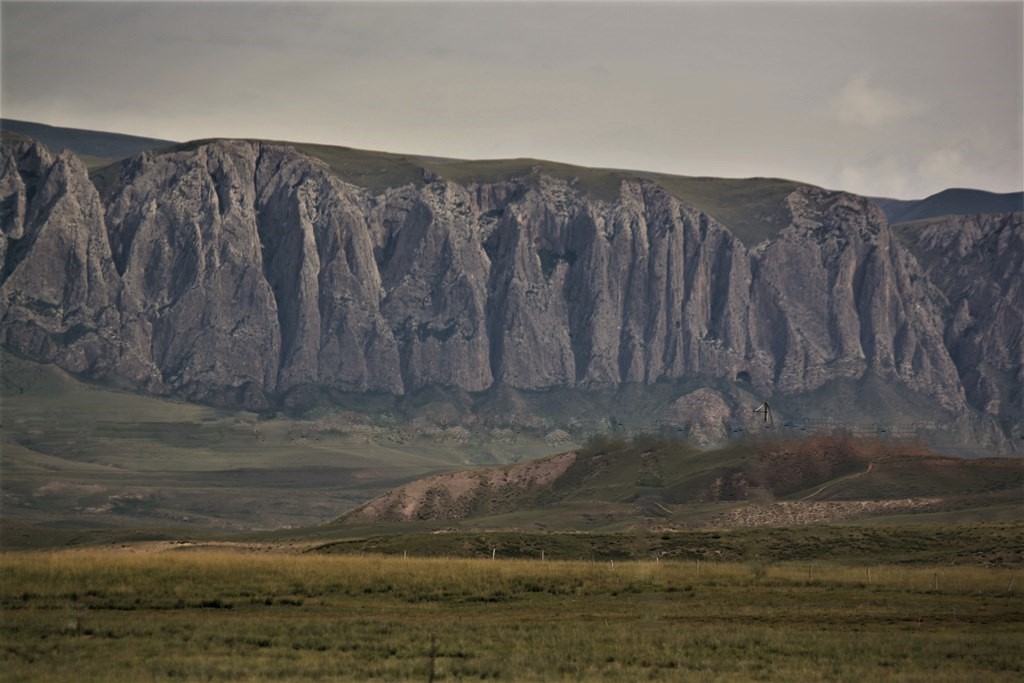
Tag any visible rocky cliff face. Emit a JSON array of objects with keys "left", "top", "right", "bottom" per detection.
[
  {"left": 894, "top": 213, "right": 1023, "bottom": 444},
  {"left": 1, "top": 136, "right": 1011, "bottom": 448},
  {"left": 0, "top": 141, "right": 131, "bottom": 380}
]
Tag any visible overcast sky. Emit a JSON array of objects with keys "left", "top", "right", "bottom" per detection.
[{"left": 2, "top": 1, "right": 1021, "bottom": 199}]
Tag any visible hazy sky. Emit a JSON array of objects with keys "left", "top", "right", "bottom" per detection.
[{"left": 2, "top": 1, "right": 1021, "bottom": 199}]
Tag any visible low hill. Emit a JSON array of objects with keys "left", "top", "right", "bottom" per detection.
[
  {"left": 0, "top": 118, "right": 175, "bottom": 168},
  {"left": 335, "top": 434, "right": 1024, "bottom": 532},
  {"left": 873, "top": 188, "right": 1023, "bottom": 224}
]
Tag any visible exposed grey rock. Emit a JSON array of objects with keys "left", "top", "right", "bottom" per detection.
[
  {"left": 0, "top": 140, "right": 128, "bottom": 379},
  {"left": 755, "top": 188, "right": 963, "bottom": 412},
  {"left": 2, "top": 136, "right": 1010, "bottom": 448},
  {"left": 894, "top": 212, "right": 1023, "bottom": 444},
  {"left": 666, "top": 388, "right": 735, "bottom": 445}
]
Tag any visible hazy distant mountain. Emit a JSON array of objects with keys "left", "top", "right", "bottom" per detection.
[
  {"left": 872, "top": 188, "right": 1023, "bottom": 225},
  {"left": 1, "top": 123, "right": 1021, "bottom": 452}
]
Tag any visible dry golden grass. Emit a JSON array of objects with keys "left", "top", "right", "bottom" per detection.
[{"left": 2, "top": 549, "right": 1022, "bottom": 681}]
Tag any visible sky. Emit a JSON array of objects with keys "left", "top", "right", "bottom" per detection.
[{"left": 1, "top": 1, "right": 1021, "bottom": 199}]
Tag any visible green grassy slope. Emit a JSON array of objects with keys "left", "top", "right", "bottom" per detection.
[
  {"left": 0, "top": 120, "right": 812, "bottom": 244},
  {"left": 0, "top": 119, "right": 175, "bottom": 168},
  {"left": 326, "top": 433, "right": 1022, "bottom": 536},
  {"left": 297, "top": 143, "right": 803, "bottom": 245},
  {"left": 145, "top": 135, "right": 804, "bottom": 245},
  {"left": 0, "top": 352, "right": 567, "bottom": 543},
  {"left": 650, "top": 175, "right": 800, "bottom": 245}
]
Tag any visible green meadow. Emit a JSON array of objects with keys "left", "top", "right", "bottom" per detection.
[
  {"left": 2, "top": 550, "right": 1021, "bottom": 682},
  {"left": 1, "top": 351, "right": 568, "bottom": 535}
]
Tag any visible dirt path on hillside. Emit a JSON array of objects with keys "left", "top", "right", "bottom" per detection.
[{"left": 800, "top": 462, "right": 874, "bottom": 501}]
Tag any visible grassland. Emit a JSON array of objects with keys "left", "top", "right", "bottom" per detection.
[
  {"left": 1, "top": 352, "right": 568, "bottom": 540},
  {"left": 2, "top": 549, "right": 1021, "bottom": 681},
  {"left": 309, "top": 523, "right": 1024, "bottom": 566},
  {"left": 4, "top": 349, "right": 1020, "bottom": 548}
]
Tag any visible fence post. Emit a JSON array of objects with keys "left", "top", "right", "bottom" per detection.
[{"left": 428, "top": 634, "right": 437, "bottom": 683}]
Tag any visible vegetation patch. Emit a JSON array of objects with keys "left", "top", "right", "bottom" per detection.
[
  {"left": 1, "top": 550, "right": 1021, "bottom": 681},
  {"left": 312, "top": 523, "right": 1024, "bottom": 566}
]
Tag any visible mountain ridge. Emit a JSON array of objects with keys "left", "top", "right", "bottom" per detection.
[
  {"left": 1, "top": 125, "right": 1021, "bottom": 452},
  {"left": 6, "top": 118, "right": 1017, "bottom": 222}
]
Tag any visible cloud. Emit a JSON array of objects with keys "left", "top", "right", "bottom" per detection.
[
  {"left": 835, "top": 157, "right": 914, "bottom": 198},
  {"left": 832, "top": 141, "right": 990, "bottom": 199},
  {"left": 827, "top": 76, "right": 925, "bottom": 126},
  {"left": 917, "top": 146, "right": 972, "bottom": 188}
]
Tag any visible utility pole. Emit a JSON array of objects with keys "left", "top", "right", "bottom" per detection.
[{"left": 753, "top": 402, "right": 775, "bottom": 428}]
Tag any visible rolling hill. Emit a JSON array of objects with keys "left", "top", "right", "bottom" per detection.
[
  {"left": 872, "top": 188, "right": 1023, "bottom": 224},
  {"left": 0, "top": 118, "right": 175, "bottom": 168},
  {"left": 0, "top": 351, "right": 569, "bottom": 544},
  {"left": 333, "top": 433, "right": 1024, "bottom": 533}
]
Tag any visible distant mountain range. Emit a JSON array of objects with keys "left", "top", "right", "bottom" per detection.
[{"left": 1, "top": 119, "right": 1021, "bottom": 452}]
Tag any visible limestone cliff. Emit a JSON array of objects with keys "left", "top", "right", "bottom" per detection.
[
  {"left": 2, "top": 136, "right": 1011, "bottom": 448},
  {"left": 894, "top": 213, "right": 1023, "bottom": 444}
]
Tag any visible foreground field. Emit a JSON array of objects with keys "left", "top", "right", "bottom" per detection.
[{"left": 2, "top": 550, "right": 1021, "bottom": 681}]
